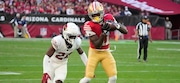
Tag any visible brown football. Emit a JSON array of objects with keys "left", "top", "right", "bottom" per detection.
[{"left": 108, "top": 22, "right": 117, "bottom": 31}]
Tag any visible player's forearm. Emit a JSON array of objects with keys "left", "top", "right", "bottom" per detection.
[
  {"left": 93, "top": 33, "right": 106, "bottom": 49},
  {"left": 10, "top": 19, "right": 14, "bottom": 23},
  {"left": 134, "top": 30, "right": 138, "bottom": 37},
  {"left": 117, "top": 23, "right": 128, "bottom": 34},
  {"left": 148, "top": 31, "right": 152, "bottom": 39},
  {"left": 80, "top": 52, "right": 88, "bottom": 66},
  {"left": 15, "top": 22, "right": 18, "bottom": 26},
  {"left": 43, "top": 55, "right": 50, "bottom": 73}
]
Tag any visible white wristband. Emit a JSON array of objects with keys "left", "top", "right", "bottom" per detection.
[
  {"left": 114, "top": 23, "right": 120, "bottom": 29},
  {"left": 80, "top": 52, "right": 88, "bottom": 66}
]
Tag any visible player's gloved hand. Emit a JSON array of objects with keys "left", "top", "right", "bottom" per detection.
[
  {"left": 102, "top": 22, "right": 111, "bottom": 34},
  {"left": 102, "top": 22, "right": 111, "bottom": 31},
  {"left": 42, "top": 73, "right": 51, "bottom": 83}
]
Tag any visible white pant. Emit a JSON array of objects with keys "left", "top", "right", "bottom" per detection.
[{"left": 48, "top": 60, "right": 68, "bottom": 83}]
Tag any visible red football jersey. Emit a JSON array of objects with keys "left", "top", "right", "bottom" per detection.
[{"left": 84, "top": 14, "right": 116, "bottom": 49}]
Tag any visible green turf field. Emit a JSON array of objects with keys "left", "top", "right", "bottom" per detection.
[{"left": 0, "top": 38, "right": 180, "bottom": 83}]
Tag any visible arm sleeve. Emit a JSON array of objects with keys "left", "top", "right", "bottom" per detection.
[
  {"left": 76, "top": 37, "right": 82, "bottom": 49},
  {"left": 43, "top": 55, "right": 50, "bottom": 73},
  {"left": 170, "top": 22, "right": 172, "bottom": 28},
  {"left": 76, "top": 38, "right": 88, "bottom": 65},
  {"left": 136, "top": 23, "right": 140, "bottom": 30},
  {"left": 14, "top": 21, "right": 18, "bottom": 26},
  {"left": 80, "top": 52, "right": 88, "bottom": 66},
  {"left": 51, "top": 37, "right": 59, "bottom": 50},
  {"left": 10, "top": 19, "right": 14, "bottom": 23},
  {"left": 84, "top": 21, "right": 96, "bottom": 37}
]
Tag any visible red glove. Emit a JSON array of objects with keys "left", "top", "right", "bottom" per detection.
[{"left": 42, "top": 73, "right": 51, "bottom": 83}]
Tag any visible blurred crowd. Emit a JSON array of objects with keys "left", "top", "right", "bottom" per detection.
[{"left": 0, "top": 0, "right": 135, "bottom": 16}]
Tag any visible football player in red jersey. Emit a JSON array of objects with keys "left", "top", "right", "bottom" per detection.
[{"left": 79, "top": 1, "right": 128, "bottom": 83}]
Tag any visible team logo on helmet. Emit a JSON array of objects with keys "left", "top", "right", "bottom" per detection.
[{"left": 62, "top": 22, "right": 81, "bottom": 44}]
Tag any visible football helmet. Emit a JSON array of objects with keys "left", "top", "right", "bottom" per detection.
[
  {"left": 88, "top": 1, "right": 104, "bottom": 23},
  {"left": 62, "top": 22, "right": 81, "bottom": 44}
]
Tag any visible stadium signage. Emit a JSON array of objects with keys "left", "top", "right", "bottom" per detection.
[
  {"left": 26, "top": 16, "right": 49, "bottom": 22},
  {"left": 25, "top": 16, "right": 86, "bottom": 23},
  {"left": 0, "top": 13, "right": 165, "bottom": 26},
  {"left": 51, "top": 17, "right": 85, "bottom": 23}
]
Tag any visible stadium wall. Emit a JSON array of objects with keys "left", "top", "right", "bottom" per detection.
[{"left": 0, "top": 13, "right": 165, "bottom": 40}]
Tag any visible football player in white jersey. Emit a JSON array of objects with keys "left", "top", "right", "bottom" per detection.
[{"left": 42, "top": 22, "right": 88, "bottom": 83}]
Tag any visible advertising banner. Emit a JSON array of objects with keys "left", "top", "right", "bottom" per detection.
[{"left": 0, "top": 14, "right": 165, "bottom": 40}]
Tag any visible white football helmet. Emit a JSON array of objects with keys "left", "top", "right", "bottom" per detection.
[
  {"left": 62, "top": 22, "right": 81, "bottom": 44},
  {"left": 88, "top": 1, "right": 104, "bottom": 23}
]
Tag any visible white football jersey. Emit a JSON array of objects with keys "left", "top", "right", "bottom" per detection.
[{"left": 50, "top": 34, "right": 81, "bottom": 63}]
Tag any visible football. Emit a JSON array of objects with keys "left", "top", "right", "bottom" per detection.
[{"left": 108, "top": 22, "right": 117, "bottom": 31}]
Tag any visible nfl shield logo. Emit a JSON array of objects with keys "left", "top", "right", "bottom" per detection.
[{"left": 40, "top": 27, "right": 47, "bottom": 36}]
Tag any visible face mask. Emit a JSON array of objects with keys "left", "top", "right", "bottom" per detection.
[{"left": 93, "top": 16, "right": 101, "bottom": 22}]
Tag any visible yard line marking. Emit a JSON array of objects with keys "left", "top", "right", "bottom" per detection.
[
  {"left": 66, "top": 78, "right": 180, "bottom": 80},
  {"left": 2, "top": 69, "right": 179, "bottom": 74},
  {"left": 119, "top": 70, "right": 180, "bottom": 73},
  {"left": 0, "top": 79, "right": 40, "bottom": 81},
  {"left": 157, "top": 48, "right": 180, "bottom": 51},
  {"left": 12, "top": 70, "right": 180, "bottom": 73},
  {"left": 0, "top": 63, "right": 179, "bottom": 67},
  {"left": 0, "top": 72, "right": 21, "bottom": 75},
  {"left": 1, "top": 78, "right": 180, "bottom": 81},
  {"left": 154, "top": 41, "right": 180, "bottom": 44},
  {"left": 0, "top": 38, "right": 51, "bottom": 41},
  {"left": 0, "top": 65, "right": 42, "bottom": 67},
  {"left": 68, "top": 70, "right": 180, "bottom": 73},
  {"left": 1, "top": 38, "right": 180, "bottom": 44}
]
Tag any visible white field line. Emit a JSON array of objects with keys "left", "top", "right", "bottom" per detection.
[
  {"left": 156, "top": 48, "right": 180, "bottom": 51},
  {"left": 114, "top": 54, "right": 180, "bottom": 59},
  {"left": 71, "top": 70, "right": 180, "bottom": 73},
  {"left": 0, "top": 62, "right": 180, "bottom": 67},
  {"left": 0, "top": 79, "right": 40, "bottom": 81},
  {"left": 0, "top": 38, "right": 51, "bottom": 41},
  {"left": 0, "top": 53, "right": 177, "bottom": 58},
  {"left": 153, "top": 41, "right": 180, "bottom": 44},
  {"left": 0, "top": 78, "right": 180, "bottom": 81},
  {"left": 0, "top": 70, "right": 179, "bottom": 81},
  {"left": 118, "top": 61, "right": 180, "bottom": 67},
  {"left": 0, "top": 54, "right": 42, "bottom": 57},
  {"left": 0, "top": 72, "right": 21, "bottom": 75},
  {"left": 1, "top": 38, "right": 180, "bottom": 44},
  {"left": 0, "top": 65, "right": 42, "bottom": 67},
  {"left": 0, "top": 47, "right": 45, "bottom": 52},
  {"left": 1, "top": 70, "right": 179, "bottom": 73}
]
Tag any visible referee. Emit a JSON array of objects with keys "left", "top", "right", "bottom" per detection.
[{"left": 134, "top": 16, "right": 152, "bottom": 62}]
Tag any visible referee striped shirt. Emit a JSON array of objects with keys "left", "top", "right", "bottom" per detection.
[{"left": 136, "top": 22, "right": 151, "bottom": 36}]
